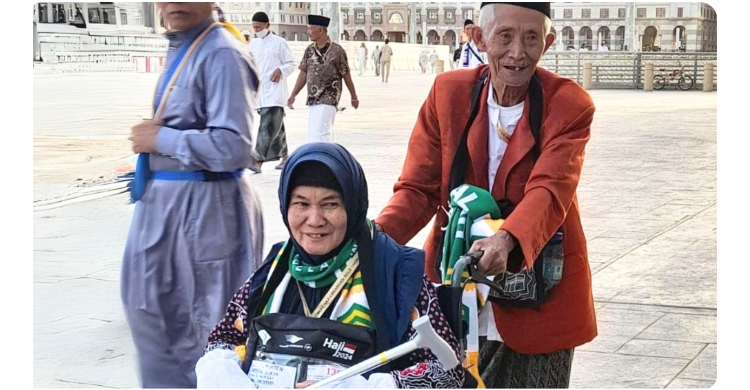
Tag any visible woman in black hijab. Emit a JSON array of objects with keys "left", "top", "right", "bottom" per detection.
[{"left": 197, "top": 143, "right": 471, "bottom": 388}]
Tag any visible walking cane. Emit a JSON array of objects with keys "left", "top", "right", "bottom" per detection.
[{"left": 306, "top": 316, "right": 460, "bottom": 389}]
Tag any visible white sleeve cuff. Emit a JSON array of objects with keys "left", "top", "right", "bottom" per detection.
[{"left": 195, "top": 349, "right": 254, "bottom": 389}]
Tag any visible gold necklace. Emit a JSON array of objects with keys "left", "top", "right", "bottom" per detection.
[{"left": 496, "top": 116, "right": 512, "bottom": 143}]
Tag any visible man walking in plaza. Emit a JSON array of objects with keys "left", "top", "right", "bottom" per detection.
[
  {"left": 287, "top": 15, "right": 359, "bottom": 143},
  {"left": 429, "top": 49, "right": 440, "bottom": 73},
  {"left": 122, "top": 2, "right": 264, "bottom": 388},
  {"left": 380, "top": 38, "right": 394, "bottom": 83},
  {"left": 358, "top": 42, "right": 368, "bottom": 76},
  {"left": 249, "top": 11, "right": 295, "bottom": 172},
  {"left": 459, "top": 19, "right": 487, "bottom": 68},
  {"left": 373, "top": 45, "right": 381, "bottom": 76}
]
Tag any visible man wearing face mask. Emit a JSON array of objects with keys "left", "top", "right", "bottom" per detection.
[
  {"left": 375, "top": 2, "right": 596, "bottom": 387},
  {"left": 248, "top": 11, "right": 296, "bottom": 172}
]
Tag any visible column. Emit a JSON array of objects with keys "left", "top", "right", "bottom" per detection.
[
  {"left": 627, "top": 2, "right": 637, "bottom": 51},
  {"left": 321, "top": 2, "right": 340, "bottom": 44},
  {"left": 409, "top": 2, "right": 417, "bottom": 43}
]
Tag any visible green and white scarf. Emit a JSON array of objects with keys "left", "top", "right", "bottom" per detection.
[
  {"left": 261, "top": 239, "right": 373, "bottom": 328},
  {"left": 441, "top": 184, "right": 505, "bottom": 373},
  {"left": 289, "top": 240, "right": 357, "bottom": 288}
]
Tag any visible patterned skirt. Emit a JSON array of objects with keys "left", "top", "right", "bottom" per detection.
[{"left": 478, "top": 339, "right": 575, "bottom": 388}]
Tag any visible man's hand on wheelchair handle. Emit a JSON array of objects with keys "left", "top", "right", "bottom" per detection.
[{"left": 468, "top": 230, "right": 516, "bottom": 276}]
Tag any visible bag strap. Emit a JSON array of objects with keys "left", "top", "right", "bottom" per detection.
[
  {"left": 357, "top": 227, "right": 391, "bottom": 355},
  {"left": 253, "top": 249, "right": 291, "bottom": 318},
  {"left": 448, "top": 68, "right": 490, "bottom": 193},
  {"left": 153, "top": 22, "right": 221, "bottom": 120},
  {"left": 468, "top": 44, "right": 485, "bottom": 64},
  {"left": 528, "top": 73, "right": 544, "bottom": 162}
]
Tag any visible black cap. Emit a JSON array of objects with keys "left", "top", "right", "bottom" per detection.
[
  {"left": 480, "top": 2, "right": 551, "bottom": 19},
  {"left": 289, "top": 161, "right": 342, "bottom": 195},
  {"left": 252, "top": 12, "right": 269, "bottom": 23},
  {"left": 307, "top": 14, "right": 330, "bottom": 28},
  {"left": 464, "top": 19, "right": 475, "bottom": 27}
]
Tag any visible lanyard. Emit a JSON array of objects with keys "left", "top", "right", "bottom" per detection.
[{"left": 296, "top": 255, "right": 360, "bottom": 319}]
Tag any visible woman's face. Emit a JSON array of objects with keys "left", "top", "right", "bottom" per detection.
[{"left": 288, "top": 186, "right": 347, "bottom": 256}]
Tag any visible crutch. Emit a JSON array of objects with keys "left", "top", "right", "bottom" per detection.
[{"left": 306, "top": 316, "right": 460, "bottom": 389}]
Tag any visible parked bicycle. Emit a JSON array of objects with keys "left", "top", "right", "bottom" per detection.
[{"left": 654, "top": 64, "right": 694, "bottom": 90}]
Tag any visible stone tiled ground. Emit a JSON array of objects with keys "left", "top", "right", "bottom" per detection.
[{"left": 33, "top": 68, "right": 717, "bottom": 388}]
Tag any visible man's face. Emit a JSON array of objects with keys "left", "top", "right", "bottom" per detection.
[
  {"left": 473, "top": 5, "right": 554, "bottom": 87},
  {"left": 464, "top": 24, "right": 474, "bottom": 38},
  {"left": 307, "top": 25, "right": 323, "bottom": 40},
  {"left": 252, "top": 21, "right": 268, "bottom": 33},
  {"left": 157, "top": 2, "right": 212, "bottom": 31}
]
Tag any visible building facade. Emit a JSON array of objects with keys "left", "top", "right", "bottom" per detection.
[
  {"left": 550, "top": 2, "right": 717, "bottom": 52},
  {"left": 33, "top": 2, "right": 717, "bottom": 53},
  {"left": 34, "top": 2, "right": 157, "bottom": 34},
  {"left": 336, "top": 2, "right": 717, "bottom": 53},
  {"left": 217, "top": 2, "right": 311, "bottom": 41},
  {"left": 340, "top": 2, "right": 481, "bottom": 49}
]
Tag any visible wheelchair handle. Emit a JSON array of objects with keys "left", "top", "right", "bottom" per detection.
[
  {"left": 450, "top": 251, "right": 484, "bottom": 287},
  {"left": 452, "top": 251, "right": 507, "bottom": 297}
]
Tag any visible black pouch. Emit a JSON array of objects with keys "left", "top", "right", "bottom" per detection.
[
  {"left": 243, "top": 313, "right": 378, "bottom": 383},
  {"left": 471, "top": 227, "right": 564, "bottom": 309}
]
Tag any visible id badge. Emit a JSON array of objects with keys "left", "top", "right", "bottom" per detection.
[
  {"left": 248, "top": 360, "right": 298, "bottom": 389},
  {"left": 306, "top": 364, "right": 344, "bottom": 382}
]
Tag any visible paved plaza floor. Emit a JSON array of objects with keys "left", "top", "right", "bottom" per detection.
[{"left": 33, "top": 68, "right": 717, "bottom": 388}]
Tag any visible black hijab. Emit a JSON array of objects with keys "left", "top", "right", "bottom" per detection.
[{"left": 279, "top": 142, "right": 370, "bottom": 265}]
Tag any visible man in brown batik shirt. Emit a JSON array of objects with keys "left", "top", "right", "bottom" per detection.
[{"left": 288, "top": 14, "right": 359, "bottom": 143}]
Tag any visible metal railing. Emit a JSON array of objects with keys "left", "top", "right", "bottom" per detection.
[
  {"left": 539, "top": 51, "right": 718, "bottom": 90},
  {"left": 36, "top": 46, "right": 718, "bottom": 91}
]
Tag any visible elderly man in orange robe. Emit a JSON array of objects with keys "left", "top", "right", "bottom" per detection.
[{"left": 375, "top": 2, "right": 597, "bottom": 388}]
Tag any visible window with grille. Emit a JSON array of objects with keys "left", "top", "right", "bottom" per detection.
[
  {"left": 600, "top": 9, "right": 609, "bottom": 18},
  {"left": 582, "top": 9, "right": 591, "bottom": 18},
  {"left": 428, "top": 11, "right": 438, "bottom": 20},
  {"left": 656, "top": 8, "right": 665, "bottom": 18},
  {"left": 564, "top": 9, "right": 572, "bottom": 19},
  {"left": 356, "top": 12, "right": 364, "bottom": 20},
  {"left": 619, "top": 8, "right": 625, "bottom": 18},
  {"left": 463, "top": 10, "right": 473, "bottom": 20},
  {"left": 637, "top": 8, "right": 646, "bottom": 18},
  {"left": 678, "top": 8, "right": 684, "bottom": 17}
]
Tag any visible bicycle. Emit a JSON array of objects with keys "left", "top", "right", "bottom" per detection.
[{"left": 654, "top": 64, "right": 694, "bottom": 91}]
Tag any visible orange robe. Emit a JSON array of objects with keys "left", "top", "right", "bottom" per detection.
[{"left": 376, "top": 65, "right": 597, "bottom": 355}]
